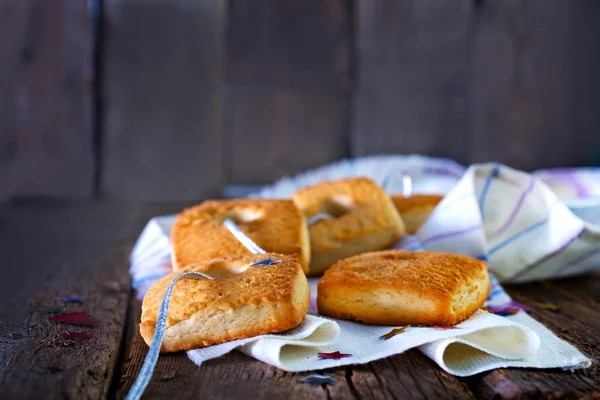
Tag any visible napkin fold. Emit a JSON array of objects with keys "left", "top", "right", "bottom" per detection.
[
  {"left": 186, "top": 315, "right": 340, "bottom": 370},
  {"left": 184, "top": 276, "right": 544, "bottom": 374},
  {"left": 414, "top": 164, "right": 600, "bottom": 283},
  {"left": 188, "top": 307, "right": 541, "bottom": 375},
  {"left": 130, "top": 158, "right": 593, "bottom": 375}
]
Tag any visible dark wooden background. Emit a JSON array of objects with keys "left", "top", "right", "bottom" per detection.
[{"left": 1, "top": 0, "right": 599, "bottom": 202}]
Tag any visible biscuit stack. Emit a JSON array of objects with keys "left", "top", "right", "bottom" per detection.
[{"left": 141, "top": 177, "right": 490, "bottom": 352}]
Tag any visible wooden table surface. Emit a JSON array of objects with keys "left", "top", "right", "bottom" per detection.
[{"left": 1, "top": 200, "right": 599, "bottom": 400}]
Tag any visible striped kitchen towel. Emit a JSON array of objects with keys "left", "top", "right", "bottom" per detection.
[{"left": 411, "top": 163, "right": 600, "bottom": 283}]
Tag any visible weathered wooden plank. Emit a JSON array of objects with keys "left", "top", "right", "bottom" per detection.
[
  {"left": 101, "top": 0, "right": 225, "bottom": 201},
  {"left": 0, "top": 202, "right": 130, "bottom": 398},
  {"left": 329, "top": 352, "right": 475, "bottom": 399},
  {"left": 465, "top": 272, "right": 600, "bottom": 399},
  {"left": 225, "top": 0, "right": 353, "bottom": 185},
  {"left": 469, "top": 0, "right": 600, "bottom": 170},
  {"left": 226, "top": 87, "right": 349, "bottom": 184},
  {"left": 352, "top": 0, "right": 471, "bottom": 163},
  {"left": 0, "top": 201, "right": 194, "bottom": 400},
  {"left": 227, "top": 0, "right": 353, "bottom": 91},
  {"left": 570, "top": 0, "right": 600, "bottom": 167},
  {"left": 0, "top": 0, "right": 94, "bottom": 199},
  {"left": 115, "top": 297, "right": 473, "bottom": 399},
  {"left": 114, "top": 297, "right": 339, "bottom": 399}
]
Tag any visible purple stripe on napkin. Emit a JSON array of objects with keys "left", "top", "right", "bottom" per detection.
[
  {"left": 507, "top": 228, "right": 586, "bottom": 282},
  {"left": 552, "top": 246, "right": 600, "bottom": 278},
  {"left": 421, "top": 224, "right": 483, "bottom": 246},
  {"left": 544, "top": 169, "right": 591, "bottom": 197},
  {"left": 488, "top": 201, "right": 560, "bottom": 255},
  {"left": 489, "top": 179, "right": 536, "bottom": 239}
]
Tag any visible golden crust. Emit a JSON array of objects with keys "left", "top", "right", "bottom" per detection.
[
  {"left": 171, "top": 199, "right": 310, "bottom": 273},
  {"left": 317, "top": 250, "right": 490, "bottom": 326},
  {"left": 391, "top": 194, "right": 443, "bottom": 234},
  {"left": 140, "top": 253, "right": 309, "bottom": 352},
  {"left": 292, "top": 178, "right": 405, "bottom": 276}
]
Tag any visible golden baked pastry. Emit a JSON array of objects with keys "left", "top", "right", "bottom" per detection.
[
  {"left": 140, "top": 253, "right": 309, "bottom": 352},
  {"left": 292, "top": 178, "right": 405, "bottom": 275},
  {"left": 317, "top": 250, "right": 490, "bottom": 326},
  {"left": 391, "top": 194, "right": 443, "bottom": 234},
  {"left": 172, "top": 199, "right": 310, "bottom": 273}
]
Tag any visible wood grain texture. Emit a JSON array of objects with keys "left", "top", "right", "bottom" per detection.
[
  {"left": 328, "top": 352, "right": 475, "bottom": 399},
  {"left": 226, "top": 87, "right": 349, "bottom": 184},
  {"left": 114, "top": 299, "right": 472, "bottom": 399},
  {"left": 469, "top": 0, "right": 600, "bottom": 170},
  {"left": 0, "top": 201, "right": 135, "bottom": 399},
  {"left": 0, "top": 201, "right": 192, "bottom": 400},
  {"left": 101, "top": 0, "right": 225, "bottom": 201},
  {"left": 227, "top": 0, "right": 353, "bottom": 91},
  {"left": 352, "top": 0, "right": 471, "bottom": 163},
  {"left": 0, "top": 0, "right": 94, "bottom": 200},
  {"left": 114, "top": 297, "right": 337, "bottom": 399},
  {"left": 466, "top": 272, "right": 600, "bottom": 399}
]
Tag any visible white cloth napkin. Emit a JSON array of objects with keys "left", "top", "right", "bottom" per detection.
[
  {"left": 187, "top": 279, "right": 546, "bottom": 376},
  {"left": 130, "top": 158, "right": 593, "bottom": 375}
]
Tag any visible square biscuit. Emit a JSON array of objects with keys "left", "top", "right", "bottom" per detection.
[
  {"left": 317, "top": 250, "right": 490, "bottom": 326},
  {"left": 171, "top": 199, "right": 310, "bottom": 273},
  {"left": 391, "top": 194, "right": 443, "bottom": 234},
  {"left": 292, "top": 178, "right": 405, "bottom": 275},
  {"left": 141, "top": 254, "right": 309, "bottom": 352}
]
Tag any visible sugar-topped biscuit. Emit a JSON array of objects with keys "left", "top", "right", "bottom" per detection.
[
  {"left": 140, "top": 253, "right": 309, "bottom": 352},
  {"left": 317, "top": 250, "right": 490, "bottom": 326},
  {"left": 292, "top": 178, "right": 405, "bottom": 275},
  {"left": 172, "top": 199, "right": 310, "bottom": 273}
]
